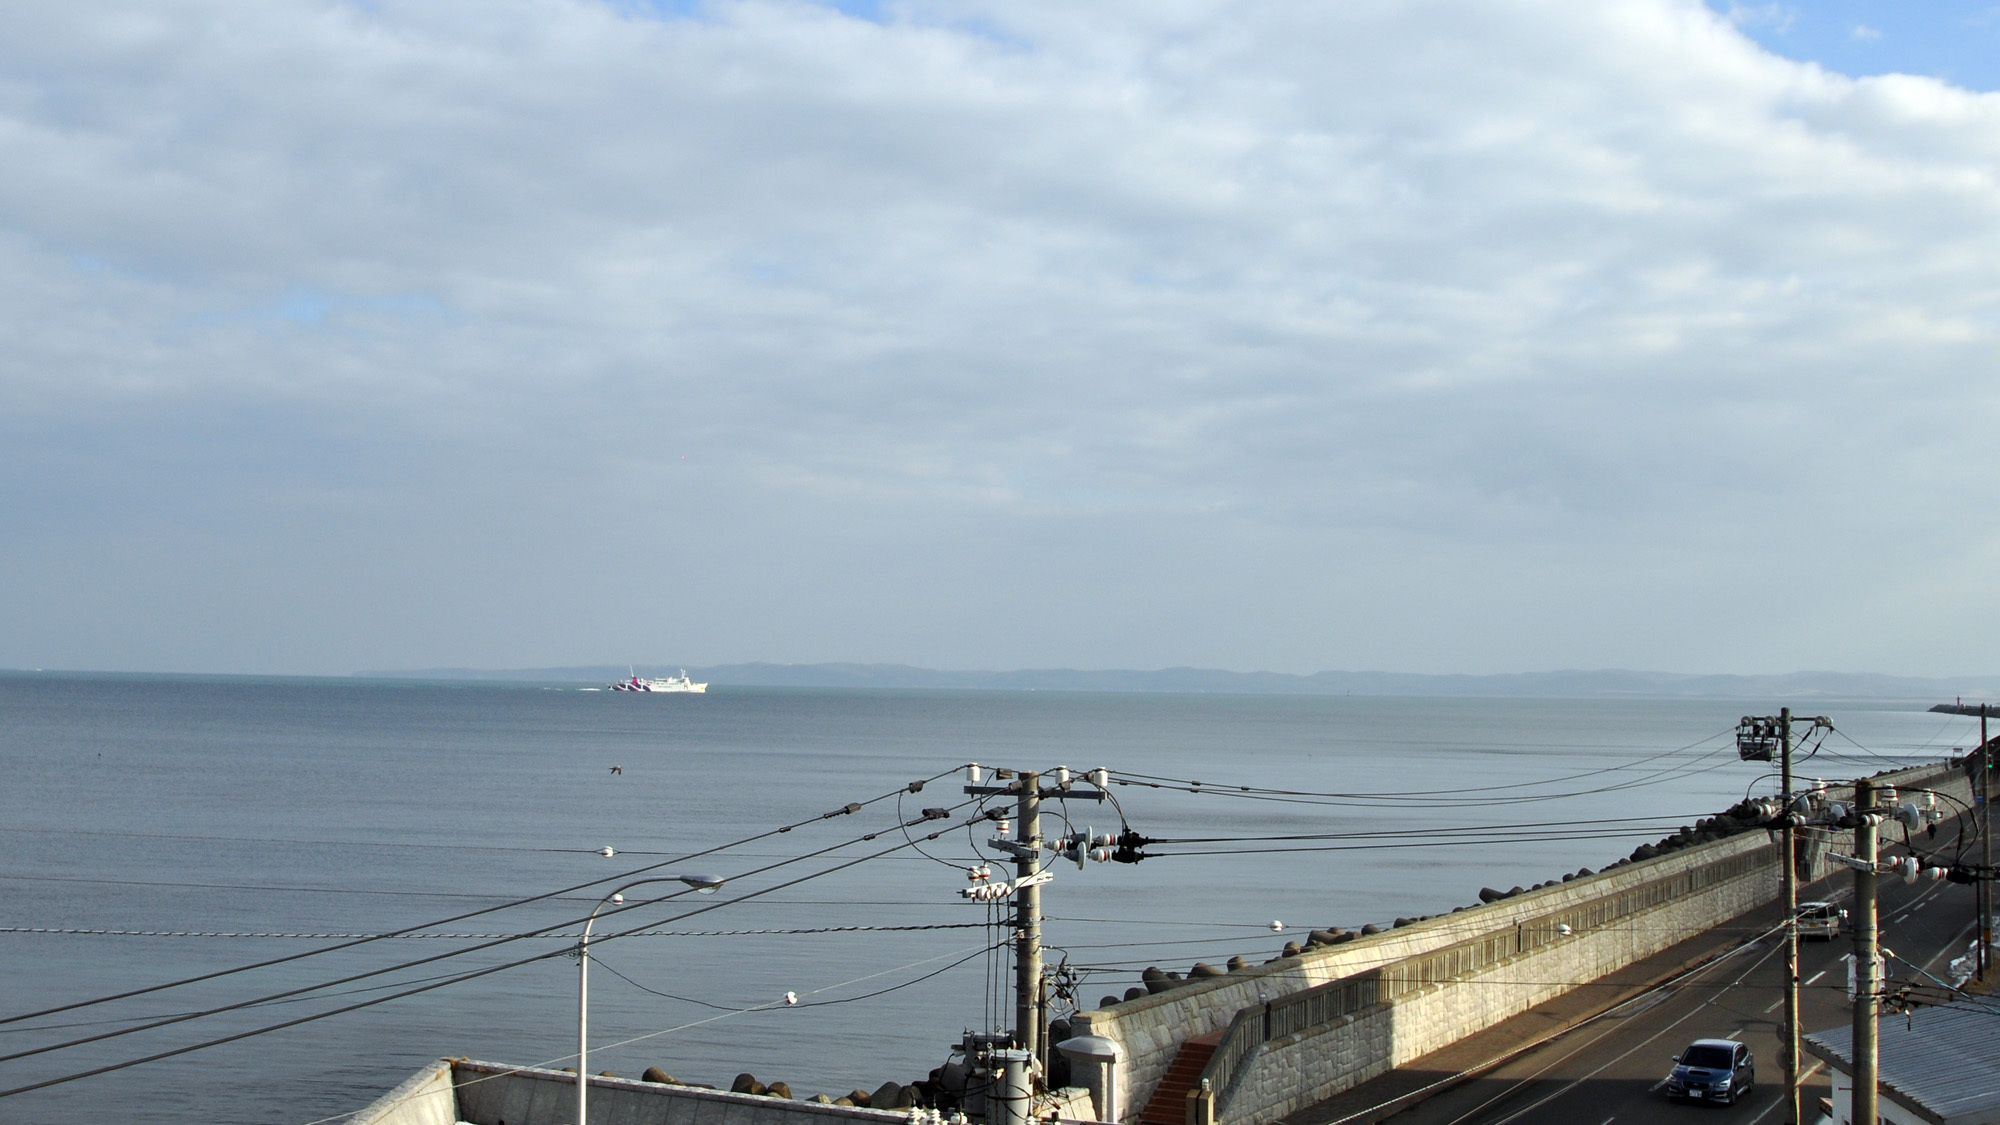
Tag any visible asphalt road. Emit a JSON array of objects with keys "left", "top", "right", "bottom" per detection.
[{"left": 1379, "top": 857, "right": 1982, "bottom": 1125}]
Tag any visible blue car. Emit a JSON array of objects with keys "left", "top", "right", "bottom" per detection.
[{"left": 1665, "top": 1038, "right": 1754, "bottom": 1104}]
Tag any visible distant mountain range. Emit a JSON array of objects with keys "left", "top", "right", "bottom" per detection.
[{"left": 353, "top": 662, "right": 2000, "bottom": 701}]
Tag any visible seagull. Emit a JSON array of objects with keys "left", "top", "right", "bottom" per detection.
[{"left": 609, "top": 765, "right": 623, "bottom": 775}]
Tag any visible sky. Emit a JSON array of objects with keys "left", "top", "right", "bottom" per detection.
[{"left": 4, "top": 0, "right": 2000, "bottom": 678}]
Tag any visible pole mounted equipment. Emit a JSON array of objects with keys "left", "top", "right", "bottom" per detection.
[{"left": 958, "top": 762, "right": 1120, "bottom": 1084}]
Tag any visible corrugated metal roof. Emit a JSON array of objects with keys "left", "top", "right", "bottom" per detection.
[{"left": 1804, "top": 1003, "right": 2000, "bottom": 1125}]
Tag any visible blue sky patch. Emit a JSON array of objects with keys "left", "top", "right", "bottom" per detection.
[{"left": 1710, "top": 1, "right": 2000, "bottom": 90}]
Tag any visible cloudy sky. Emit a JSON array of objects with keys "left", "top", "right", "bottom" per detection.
[{"left": 4, "top": 0, "right": 1999, "bottom": 677}]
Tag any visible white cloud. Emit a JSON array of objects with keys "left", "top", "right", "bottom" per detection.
[{"left": 5, "top": 0, "right": 2000, "bottom": 674}]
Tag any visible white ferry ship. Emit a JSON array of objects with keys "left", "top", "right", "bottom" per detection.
[{"left": 607, "top": 669, "right": 708, "bottom": 693}]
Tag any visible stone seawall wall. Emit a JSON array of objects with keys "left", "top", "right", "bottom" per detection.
[
  {"left": 1227, "top": 833, "right": 1780, "bottom": 1124},
  {"left": 1072, "top": 760, "right": 1965, "bottom": 1125}
]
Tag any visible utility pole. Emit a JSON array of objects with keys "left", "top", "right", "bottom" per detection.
[
  {"left": 1739, "top": 709, "right": 1827, "bottom": 1125},
  {"left": 962, "top": 766, "right": 1111, "bottom": 1071},
  {"left": 1983, "top": 705, "right": 1992, "bottom": 983},
  {"left": 1779, "top": 708, "right": 1801, "bottom": 1125},
  {"left": 1852, "top": 777, "right": 1879, "bottom": 1125},
  {"left": 1015, "top": 770, "right": 1043, "bottom": 1063}
]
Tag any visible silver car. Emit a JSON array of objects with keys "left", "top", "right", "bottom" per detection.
[{"left": 1797, "top": 901, "right": 1845, "bottom": 941}]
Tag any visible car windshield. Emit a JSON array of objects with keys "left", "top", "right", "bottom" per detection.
[{"left": 1683, "top": 1045, "right": 1734, "bottom": 1069}]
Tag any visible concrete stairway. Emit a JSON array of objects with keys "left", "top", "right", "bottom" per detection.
[{"left": 1136, "top": 1031, "right": 1222, "bottom": 1125}]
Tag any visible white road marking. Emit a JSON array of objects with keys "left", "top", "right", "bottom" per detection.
[
  {"left": 1804, "top": 969, "right": 1827, "bottom": 986},
  {"left": 1744, "top": 1062, "right": 1824, "bottom": 1125},
  {"left": 1726, "top": 1030, "right": 1742, "bottom": 1040},
  {"left": 1761, "top": 998, "right": 1781, "bottom": 1013}
]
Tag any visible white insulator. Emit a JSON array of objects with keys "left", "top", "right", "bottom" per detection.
[
  {"left": 599, "top": 846, "right": 616, "bottom": 857},
  {"left": 1088, "top": 847, "right": 1113, "bottom": 863},
  {"left": 1056, "top": 766, "right": 1072, "bottom": 787},
  {"left": 1894, "top": 856, "right": 1921, "bottom": 884},
  {"left": 968, "top": 763, "right": 983, "bottom": 785},
  {"left": 1088, "top": 768, "right": 1109, "bottom": 789}
]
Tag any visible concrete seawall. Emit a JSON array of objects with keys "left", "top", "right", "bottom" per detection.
[
  {"left": 1071, "top": 760, "right": 1971, "bottom": 1125},
  {"left": 350, "top": 1060, "right": 921, "bottom": 1125}
]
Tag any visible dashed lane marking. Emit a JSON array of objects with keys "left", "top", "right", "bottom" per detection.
[{"left": 1804, "top": 969, "right": 1827, "bottom": 986}]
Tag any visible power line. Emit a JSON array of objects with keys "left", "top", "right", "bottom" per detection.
[
  {"left": 0, "top": 922, "right": 994, "bottom": 941},
  {"left": 1110, "top": 742, "right": 1744, "bottom": 809},
  {"left": 1148, "top": 827, "right": 1717, "bottom": 858},
  {"left": 1107, "top": 728, "right": 1734, "bottom": 803},
  {"left": 590, "top": 938, "right": 1005, "bottom": 1011},
  {"left": 0, "top": 802, "right": 998, "bottom": 1098},
  {"left": 0, "top": 800, "right": 983, "bottom": 1064},
  {"left": 0, "top": 768, "right": 964, "bottom": 1029},
  {"left": 1143, "top": 812, "right": 1714, "bottom": 845}
]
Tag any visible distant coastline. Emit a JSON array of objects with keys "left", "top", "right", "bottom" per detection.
[{"left": 348, "top": 662, "right": 2000, "bottom": 702}]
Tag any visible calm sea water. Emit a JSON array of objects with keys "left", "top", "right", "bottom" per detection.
[{"left": 0, "top": 675, "right": 1971, "bottom": 1124}]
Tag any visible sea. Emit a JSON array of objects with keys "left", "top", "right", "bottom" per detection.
[{"left": 0, "top": 674, "right": 1975, "bottom": 1124}]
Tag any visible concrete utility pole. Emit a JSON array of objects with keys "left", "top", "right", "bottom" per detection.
[
  {"left": 1015, "top": 771, "right": 1044, "bottom": 1063},
  {"left": 1851, "top": 778, "right": 1879, "bottom": 1125},
  {"left": 963, "top": 766, "right": 1109, "bottom": 1069},
  {"left": 1984, "top": 706, "right": 1992, "bottom": 983},
  {"left": 1779, "top": 708, "right": 1801, "bottom": 1125}
]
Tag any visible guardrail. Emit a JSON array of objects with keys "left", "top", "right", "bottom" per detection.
[{"left": 1198, "top": 972, "right": 1385, "bottom": 1117}]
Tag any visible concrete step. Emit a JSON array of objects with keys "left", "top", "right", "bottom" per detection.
[{"left": 1138, "top": 1032, "right": 1223, "bottom": 1125}]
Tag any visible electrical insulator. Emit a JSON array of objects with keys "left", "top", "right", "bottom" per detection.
[
  {"left": 967, "top": 763, "right": 983, "bottom": 785},
  {"left": 1088, "top": 847, "right": 1113, "bottom": 863},
  {"left": 1088, "top": 768, "right": 1109, "bottom": 789},
  {"left": 1893, "top": 802, "right": 1925, "bottom": 831},
  {"left": 1055, "top": 766, "right": 1072, "bottom": 788},
  {"left": 967, "top": 865, "right": 992, "bottom": 882},
  {"left": 1893, "top": 856, "right": 1920, "bottom": 884},
  {"left": 994, "top": 818, "right": 1010, "bottom": 836},
  {"left": 599, "top": 846, "right": 616, "bottom": 857}
]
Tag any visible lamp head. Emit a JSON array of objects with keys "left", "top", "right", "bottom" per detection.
[{"left": 680, "top": 874, "right": 726, "bottom": 893}]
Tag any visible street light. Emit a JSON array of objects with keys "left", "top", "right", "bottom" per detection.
[{"left": 578, "top": 873, "right": 725, "bottom": 1125}]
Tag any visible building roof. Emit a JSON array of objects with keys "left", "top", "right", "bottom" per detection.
[{"left": 1804, "top": 1003, "right": 2000, "bottom": 1125}]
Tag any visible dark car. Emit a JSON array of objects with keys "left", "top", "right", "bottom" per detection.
[{"left": 1665, "top": 1038, "right": 1754, "bottom": 1104}]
